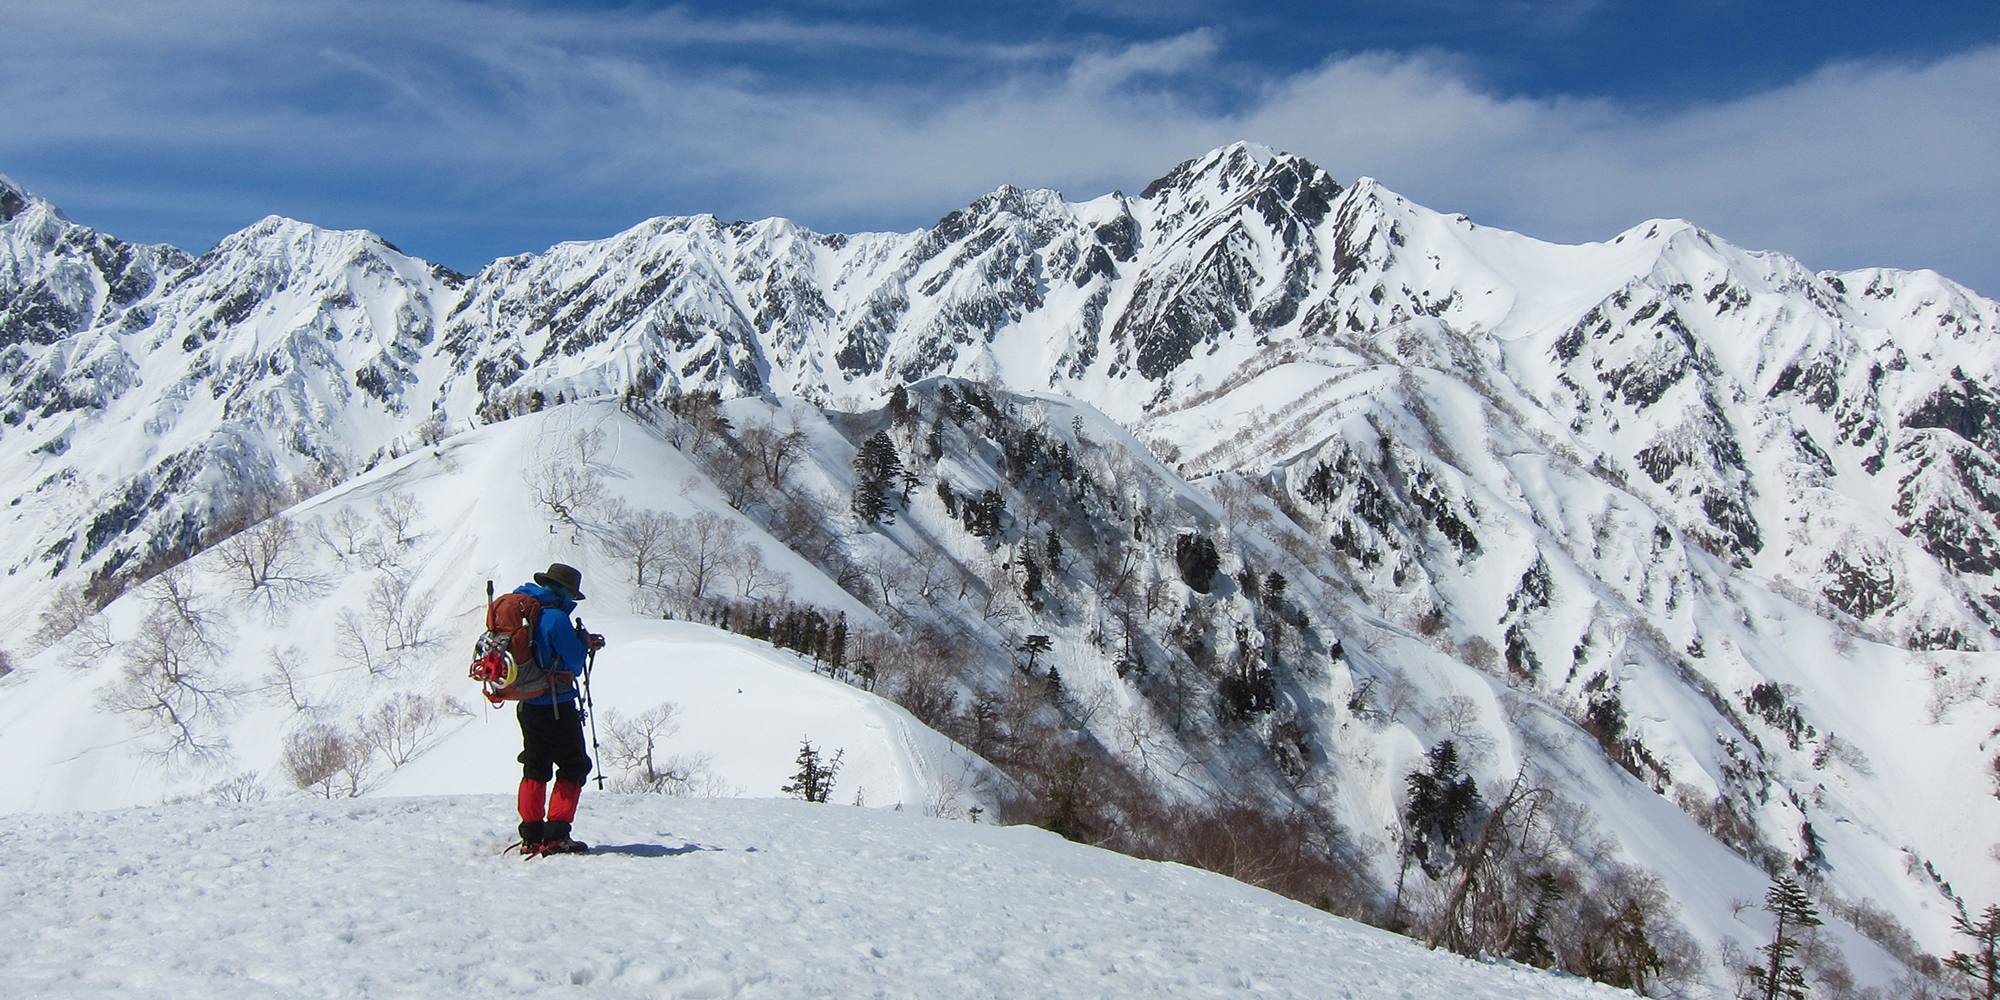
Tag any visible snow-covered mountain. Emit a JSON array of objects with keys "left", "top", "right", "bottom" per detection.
[{"left": 4, "top": 145, "right": 1999, "bottom": 997}]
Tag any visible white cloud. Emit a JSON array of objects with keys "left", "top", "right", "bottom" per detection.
[{"left": 5, "top": 0, "right": 1997, "bottom": 291}]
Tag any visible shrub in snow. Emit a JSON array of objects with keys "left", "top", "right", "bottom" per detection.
[{"left": 283, "top": 723, "right": 358, "bottom": 798}]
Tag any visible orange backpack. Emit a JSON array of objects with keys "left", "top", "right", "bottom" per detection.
[{"left": 469, "top": 583, "right": 552, "bottom": 704}]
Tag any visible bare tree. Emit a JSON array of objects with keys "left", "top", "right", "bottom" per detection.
[
  {"left": 663, "top": 511, "right": 743, "bottom": 604},
  {"left": 859, "top": 548, "right": 918, "bottom": 617},
  {"left": 98, "top": 580, "right": 241, "bottom": 767},
  {"left": 527, "top": 427, "right": 612, "bottom": 526},
  {"left": 354, "top": 693, "right": 451, "bottom": 767},
  {"left": 603, "top": 703, "right": 721, "bottom": 795},
  {"left": 1426, "top": 769, "right": 1554, "bottom": 953},
  {"left": 527, "top": 459, "right": 604, "bottom": 526},
  {"left": 906, "top": 548, "right": 972, "bottom": 610},
  {"left": 570, "top": 427, "right": 606, "bottom": 467},
  {"left": 924, "top": 776, "right": 969, "bottom": 820},
  {"left": 335, "top": 607, "right": 382, "bottom": 675},
  {"left": 1430, "top": 694, "right": 1496, "bottom": 765},
  {"left": 880, "top": 648, "right": 960, "bottom": 734},
  {"left": 738, "top": 419, "right": 809, "bottom": 492},
  {"left": 414, "top": 411, "right": 452, "bottom": 446},
  {"left": 281, "top": 722, "right": 373, "bottom": 798},
  {"left": 312, "top": 506, "right": 376, "bottom": 563},
  {"left": 976, "top": 561, "right": 1024, "bottom": 625},
  {"left": 374, "top": 490, "right": 427, "bottom": 550},
  {"left": 367, "top": 573, "right": 444, "bottom": 664},
  {"left": 35, "top": 584, "right": 117, "bottom": 668},
  {"left": 728, "top": 542, "right": 785, "bottom": 601},
  {"left": 204, "top": 772, "right": 268, "bottom": 804},
  {"left": 1459, "top": 636, "right": 1501, "bottom": 673},
  {"left": 33, "top": 584, "right": 97, "bottom": 650},
  {"left": 143, "top": 567, "right": 229, "bottom": 658},
  {"left": 605, "top": 507, "right": 675, "bottom": 589},
  {"left": 216, "top": 515, "right": 325, "bottom": 613},
  {"left": 667, "top": 391, "right": 730, "bottom": 455},
  {"left": 63, "top": 614, "right": 119, "bottom": 671},
  {"left": 1364, "top": 673, "right": 1422, "bottom": 725},
  {"left": 261, "top": 645, "right": 316, "bottom": 712}
]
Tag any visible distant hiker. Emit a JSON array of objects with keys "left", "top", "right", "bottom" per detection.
[{"left": 507, "top": 562, "right": 605, "bottom": 856}]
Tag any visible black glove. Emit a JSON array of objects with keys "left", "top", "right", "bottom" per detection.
[{"left": 584, "top": 631, "right": 606, "bottom": 652}]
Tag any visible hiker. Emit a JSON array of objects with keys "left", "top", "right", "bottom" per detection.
[{"left": 510, "top": 562, "right": 605, "bottom": 855}]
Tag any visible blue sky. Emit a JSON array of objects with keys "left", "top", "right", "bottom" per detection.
[{"left": 7, "top": 1, "right": 1999, "bottom": 291}]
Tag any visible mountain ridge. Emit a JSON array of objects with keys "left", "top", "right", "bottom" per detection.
[{"left": 4, "top": 142, "right": 1999, "bottom": 996}]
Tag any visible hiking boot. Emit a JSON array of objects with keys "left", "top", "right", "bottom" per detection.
[
  {"left": 541, "top": 820, "right": 589, "bottom": 854},
  {"left": 516, "top": 820, "right": 548, "bottom": 853}
]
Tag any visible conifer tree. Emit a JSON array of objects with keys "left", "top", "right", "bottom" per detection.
[
  {"left": 780, "top": 738, "right": 843, "bottom": 803},
  {"left": 1263, "top": 571, "right": 1288, "bottom": 608},
  {"left": 1946, "top": 904, "right": 2000, "bottom": 1000},
  {"left": 964, "top": 490, "right": 1004, "bottom": 537},
  {"left": 1175, "top": 533, "right": 1221, "bottom": 593},
  {"left": 1404, "top": 740, "right": 1481, "bottom": 878},
  {"left": 851, "top": 430, "right": 905, "bottom": 526},
  {"left": 1018, "top": 634, "right": 1052, "bottom": 673},
  {"left": 827, "top": 613, "right": 848, "bottom": 671},
  {"left": 1748, "top": 876, "right": 1821, "bottom": 1000},
  {"left": 889, "top": 383, "right": 912, "bottom": 425},
  {"left": 1302, "top": 462, "right": 1337, "bottom": 510},
  {"left": 1509, "top": 872, "right": 1564, "bottom": 968}
]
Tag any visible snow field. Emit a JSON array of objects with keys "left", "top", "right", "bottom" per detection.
[
  {"left": 382, "top": 619, "right": 1002, "bottom": 815},
  {"left": 0, "top": 401, "right": 979, "bottom": 817},
  {"left": 1, "top": 794, "right": 1633, "bottom": 1000}
]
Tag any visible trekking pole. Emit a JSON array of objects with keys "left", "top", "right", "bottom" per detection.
[{"left": 578, "top": 616, "right": 606, "bottom": 790}]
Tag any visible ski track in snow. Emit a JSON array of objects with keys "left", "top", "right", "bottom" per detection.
[{"left": 2, "top": 795, "right": 1625, "bottom": 1000}]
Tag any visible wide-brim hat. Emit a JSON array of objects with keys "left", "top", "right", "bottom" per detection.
[{"left": 533, "top": 563, "right": 586, "bottom": 600}]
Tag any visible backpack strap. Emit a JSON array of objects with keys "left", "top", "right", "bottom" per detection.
[{"left": 533, "top": 597, "right": 560, "bottom": 670}]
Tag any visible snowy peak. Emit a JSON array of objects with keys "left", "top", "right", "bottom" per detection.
[
  {"left": 0, "top": 175, "right": 31, "bottom": 223},
  {"left": 0, "top": 185, "right": 190, "bottom": 354},
  {"left": 1139, "top": 141, "right": 1329, "bottom": 206},
  {"left": 0, "top": 174, "right": 71, "bottom": 228},
  {"left": 1136, "top": 143, "right": 1342, "bottom": 250},
  {"left": 8, "top": 145, "right": 2000, "bottom": 997}
]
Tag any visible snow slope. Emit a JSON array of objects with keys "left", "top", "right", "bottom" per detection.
[
  {"left": 1, "top": 794, "right": 1631, "bottom": 1000},
  {"left": 0, "top": 400, "right": 999, "bottom": 818}
]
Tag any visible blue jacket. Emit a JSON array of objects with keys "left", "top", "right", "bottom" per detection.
[{"left": 515, "top": 582, "right": 587, "bottom": 705}]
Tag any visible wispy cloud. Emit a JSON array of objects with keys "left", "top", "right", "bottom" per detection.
[{"left": 6, "top": 0, "right": 1997, "bottom": 291}]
